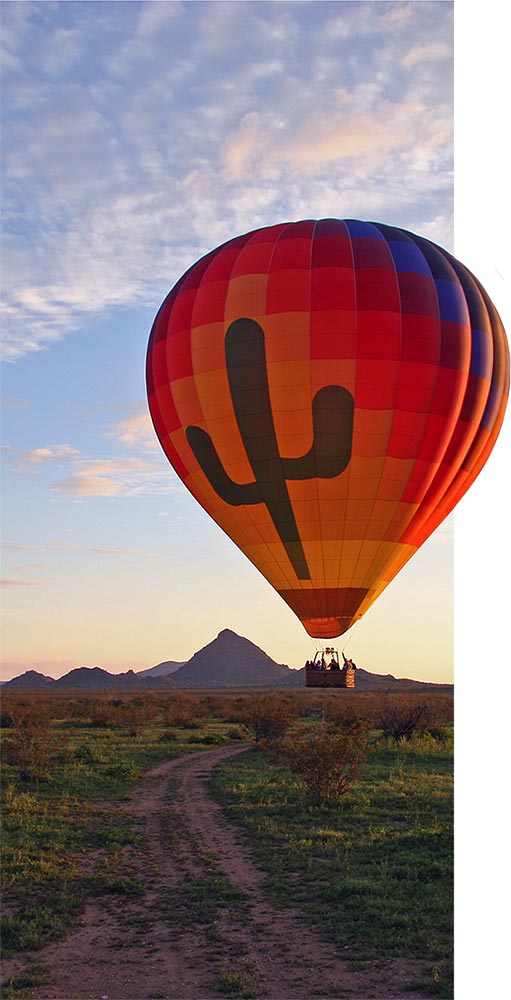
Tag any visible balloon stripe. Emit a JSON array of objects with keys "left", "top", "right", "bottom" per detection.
[{"left": 146, "top": 219, "right": 509, "bottom": 639}]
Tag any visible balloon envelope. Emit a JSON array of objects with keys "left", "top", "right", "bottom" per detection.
[{"left": 146, "top": 220, "right": 509, "bottom": 638}]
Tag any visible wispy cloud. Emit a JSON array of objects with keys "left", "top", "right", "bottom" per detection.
[
  {"left": 22, "top": 444, "right": 80, "bottom": 464},
  {"left": 91, "top": 547, "right": 153, "bottom": 558},
  {"left": 6, "top": 410, "right": 177, "bottom": 498},
  {"left": 2, "top": 542, "right": 42, "bottom": 552},
  {"left": 223, "top": 99, "right": 450, "bottom": 179},
  {"left": 0, "top": 397, "right": 29, "bottom": 411},
  {"left": 2, "top": 540, "right": 153, "bottom": 559},
  {"left": 106, "top": 410, "right": 159, "bottom": 452},
  {"left": 53, "top": 457, "right": 155, "bottom": 497},
  {"left": 1, "top": 1, "right": 453, "bottom": 362},
  {"left": 403, "top": 42, "right": 452, "bottom": 70}
]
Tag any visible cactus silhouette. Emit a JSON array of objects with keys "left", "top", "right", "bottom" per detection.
[{"left": 186, "top": 318, "right": 354, "bottom": 579}]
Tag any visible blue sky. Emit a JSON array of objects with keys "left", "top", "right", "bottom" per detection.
[{"left": 1, "top": 1, "right": 508, "bottom": 686}]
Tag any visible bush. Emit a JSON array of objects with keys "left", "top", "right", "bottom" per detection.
[
  {"left": 165, "top": 695, "right": 208, "bottom": 729},
  {"left": 116, "top": 697, "right": 159, "bottom": 737},
  {"left": 161, "top": 729, "right": 178, "bottom": 742},
  {"left": 279, "top": 724, "right": 370, "bottom": 803},
  {"left": 376, "top": 697, "right": 433, "bottom": 741},
  {"left": 89, "top": 701, "right": 117, "bottom": 727},
  {"left": 1, "top": 709, "right": 14, "bottom": 729},
  {"left": 242, "top": 695, "right": 298, "bottom": 743},
  {"left": 226, "top": 726, "right": 246, "bottom": 741},
  {"left": 73, "top": 743, "right": 98, "bottom": 765},
  {"left": 2, "top": 702, "right": 67, "bottom": 783},
  {"left": 322, "top": 702, "right": 372, "bottom": 733}
]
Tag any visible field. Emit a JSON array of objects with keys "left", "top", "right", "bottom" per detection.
[{"left": 1, "top": 689, "right": 453, "bottom": 999}]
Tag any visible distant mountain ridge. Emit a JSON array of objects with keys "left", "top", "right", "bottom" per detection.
[
  {"left": 170, "top": 629, "right": 291, "bottom": 687},
  {"left": 137, "top": 660, "right": 185, "bottom": 678},
  {"left": 2, "top": 629, "right": 453, "bottom": 692},
  {"left": 3, "top": 669, "right": 55, "bottom": 690}
]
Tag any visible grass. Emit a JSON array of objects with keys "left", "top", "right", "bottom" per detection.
[
  {"left": 1, "top": 692, "right": 454, "bottom": 998},
  {"left": 1, "top": 960, "right": 51, "bottom": 1000},
  {"left": 217, "top": 965, "right": 260, "bottom": 998},
  {"left": 158, "top": 782, "right": 250, "bottom": 928},
  {"left": 157, "top": 780, "right": 260, "bottom": 997},
  {"left": 0, "top": 709, "right": 239, "bottom": 966},
  {"left": 209, "top": 729, "right": 453, "bottom": 998}
]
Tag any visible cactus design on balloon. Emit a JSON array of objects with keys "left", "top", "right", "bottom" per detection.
[{"left": 186, "top": 318, "right": 355, "bottom": 580}]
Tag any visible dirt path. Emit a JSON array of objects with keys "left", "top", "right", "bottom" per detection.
[{"left": 10, "top": 745, "right": 429, "bottom": 1000}]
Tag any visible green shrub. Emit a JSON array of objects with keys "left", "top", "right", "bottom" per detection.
[
  {"left": 279, "top": 724, "right": 370, "bottom": 803},
  {"left": 376, "top": 698, "right": 432, "bottom": 741},
  {"left": 161, "top": 729, "right": 178, "bottom": 741},
  {"left": 2, "top": 706, "right": 68, "bottom": 783},
  {"left": 226, "top": 726, "right": 246, "bottom": 741},
  {"left": 241, "top": 695, "right": 298, "bottom": 743}
]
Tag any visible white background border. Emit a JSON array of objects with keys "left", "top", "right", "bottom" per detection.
[{"left": 455, "top": 2, "right": 510, "bottom": 995}]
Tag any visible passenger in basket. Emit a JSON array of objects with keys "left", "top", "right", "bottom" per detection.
[{"left": 342, "top": 652, "right": 357, "bottom": 670}]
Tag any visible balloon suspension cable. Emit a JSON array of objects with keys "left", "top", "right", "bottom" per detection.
[
  {"left": 306, "top": 623, "right": 360, "bottom": 659},
  {"left": 341, "top": 618, "right": 361, "bottom": 655}
]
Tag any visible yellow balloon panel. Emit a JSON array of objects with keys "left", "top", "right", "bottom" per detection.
[{"left": 147, "top": 219, "right": 509, "bottom": 638}]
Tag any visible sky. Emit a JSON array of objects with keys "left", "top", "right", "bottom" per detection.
[
  {"left": 1, "top": 4, "right": 510, "bottom": 985},
  {"left": 0, "top": 1, "right": 508, "bottom": 688}
]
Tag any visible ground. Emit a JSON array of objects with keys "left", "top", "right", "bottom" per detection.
[{"left": 4, "top": 745, "right": 432, "bottom": 1000}]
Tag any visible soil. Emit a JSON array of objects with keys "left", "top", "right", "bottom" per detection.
[{"left": 5, "top": 745, "right": 431, "bottom": 1000}]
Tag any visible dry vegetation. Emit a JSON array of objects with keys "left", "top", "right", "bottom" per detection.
[{"left": 1, "top": 687, "right": 454, "bottom": 997}]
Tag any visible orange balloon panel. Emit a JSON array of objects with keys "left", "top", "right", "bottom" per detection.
[{"left": 147, "top": 220, "right": 509, "bottom": 638}]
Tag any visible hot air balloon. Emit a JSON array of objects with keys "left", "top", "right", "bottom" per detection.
[{"left": 146, "top": 219, "right": 509, "bottom": 659}]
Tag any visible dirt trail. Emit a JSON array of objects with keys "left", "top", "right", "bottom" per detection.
[{"left": 10, "top": 745, "right": 428, "bottom": 1000}]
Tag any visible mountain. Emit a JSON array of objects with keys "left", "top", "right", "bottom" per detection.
[
  {"left": 136, "top": 660, "right": 185, "bottom": 678},
  {"left": 2, "top": 669, "right": 55, "bottom": 690},
  {"left": 53, "top": 666, "right": 143, "bottom": 690},
  {"left": 2, "top": 632, "right": 453, "bottom": 692},
  {"left": 166, "top": 629, "right": 291, "bottom": 687}
]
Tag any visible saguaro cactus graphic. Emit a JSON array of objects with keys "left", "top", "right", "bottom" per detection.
[{"left": 186, "top": 318, "right": 354, "bottom": 579}]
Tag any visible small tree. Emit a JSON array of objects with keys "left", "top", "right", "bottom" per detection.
[
  {"left": 243, "top": 694, "right": 298, "bottom": 743},
  {"left": 165, "top": 694, "right": 208, "bottom": 729},
  {"left": 117, "top": 697, "right": 159, "bottom": 737},
  {"left": 279, "top": 724, "right": 369, "bottom": 803},
  {"left": 3, "top": 700, "right": 66, "bottom": 783},
  {"left": 376, "top": 697, "right": 432, "bottom": 741},
  {"left": 322, "top": 697, "right": 373, "bottom": 732}
]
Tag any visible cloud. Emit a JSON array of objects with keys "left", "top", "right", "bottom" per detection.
[
  {"left": 0, "top": 396, "right": 29, "bottom": 411},
  {"left": 22, "top": 444, "right": 80, "bottom": 464},
  {"left": 2, "top": 542, "right": 44, "bottom": 552},
  {"left": 39, "top": 27, "right": 83, "bottom": 77},
  {"left": 106, "top": 410, "right": 159, "bottom": 452},
  {"left": 381, "top": 5, "right": 414, "bottom": 31},
  {"left": 223, "top": 112, "right": 265, "bottom": 181},
  {"left": 52, "top": 457, "right": 166, "bottom": 497},
  {"left": 403, "top": 42, "right": 452, "bottom": 70},
  {"left": 1, "top": 1, "right": 454, "bottom": 362},
  {"left": 91, "top": 548, "right": 153, "bottom": 558},
  {"left": 223, "top": 98, "right": 450, "bottom": 180},
  {"left": 1, "top": 578, "right": 41, "bottom": 588},
  {"left": 136, "top": 1, "right": 183, "bottom": 39},
  {"left": 6, "top": 415, "right": 177, "bottom": 499},
  {"left": 72, "top": 458, "right": 152, "bottom": 476},
  {"left": 2, "top": 540, "right": 152, "bottom": 559},
  {"left": 53, "top": 475, "right": 124, "bottom": 497}
]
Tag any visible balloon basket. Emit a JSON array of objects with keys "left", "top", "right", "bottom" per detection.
[
  {"left": 305, "top": 668, "right": 355, "bottom": 688},
  {"left": 305, "top": 648, "right": 356, "bottom": 688}
]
